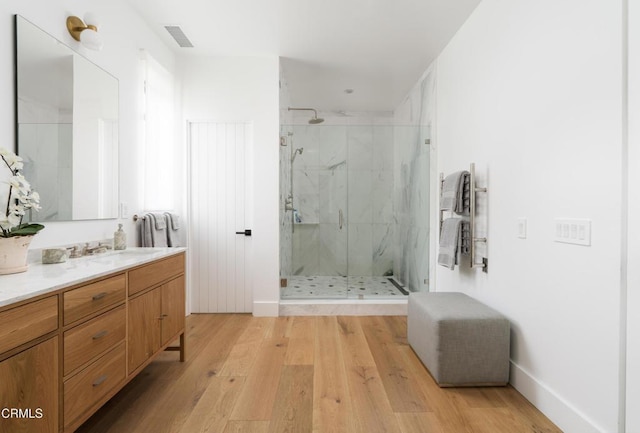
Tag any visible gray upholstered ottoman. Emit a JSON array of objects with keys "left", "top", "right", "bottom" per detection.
[{"left": 407, "top": 292, "right": 510, "bottom": 387}]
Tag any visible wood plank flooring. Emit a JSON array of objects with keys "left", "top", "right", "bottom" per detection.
[{"left": 76, "top": 314, "right": 561, "bottom": 433}]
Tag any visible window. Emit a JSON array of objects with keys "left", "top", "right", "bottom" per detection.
[{"left": 141, "top": 51, "right": 175, "bottom": 211}]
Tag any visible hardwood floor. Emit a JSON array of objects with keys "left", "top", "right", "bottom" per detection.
[{"left": 76, "top": 314, "right": 561, "bottom": 433}]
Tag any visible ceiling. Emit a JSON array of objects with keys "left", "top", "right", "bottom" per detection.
[{"left": 124, "top": 0, "right": 481, "bottom": 112}]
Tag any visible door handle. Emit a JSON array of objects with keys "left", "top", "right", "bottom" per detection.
[
  {"left": 339, "top": 209, "right": 343, "bottom": 230},
  {"left": 235, "top": 229, "right": 252, "bottom": 236}
]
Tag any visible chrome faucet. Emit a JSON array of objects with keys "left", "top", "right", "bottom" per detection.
[{"left": 82, "top": 242, "right": 111, "bottom": 256}]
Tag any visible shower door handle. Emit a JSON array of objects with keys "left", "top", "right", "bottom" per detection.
[{"left": 339, "top": 209, "right": 344, "bottom": 230}]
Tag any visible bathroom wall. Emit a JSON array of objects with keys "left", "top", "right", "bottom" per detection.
[
  {"left": 285, "top": 114, "right": 394, "bottom": 278},
  {"left": 627, "top": 0, "right": 639, "bottom": 430},
  {"left": 423, "top": 0, "right": 623, "bottom": 431},
  {"left": 0, "top": 0, "right": 177, "bottom": 248},
  {"left": 392, "top": 65, "right": 436, "bottom": 293}
]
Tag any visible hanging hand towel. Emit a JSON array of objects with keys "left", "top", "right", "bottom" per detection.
[
  {"left": 438, "top": 218, "right": 470, "bottom": 269},
  {"left": 440, "top": 171, "right": 471, "bottom": 215},
  {"left": 140, "top": 214, "right": 153, "bottom": 247},
  {"left": 149, "top": 213, "right": 168, "bottom": 247},
  {"left": 164, "top": 212, "right": 181, "bottom": 247}
]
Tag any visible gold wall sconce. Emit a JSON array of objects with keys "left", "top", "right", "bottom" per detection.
[{"left": 66, "top": 14, "right": 103, "bottom": 51}]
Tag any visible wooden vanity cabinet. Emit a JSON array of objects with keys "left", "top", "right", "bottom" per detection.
[
  {"left": 128, "top": 259, "right": 186, "bottom": 375},
  {"left": 0, "top": 295, "right": 59, "bottom": 433},
  {"left": 0, "top": 251, "right": 185, "bottom": 433}
]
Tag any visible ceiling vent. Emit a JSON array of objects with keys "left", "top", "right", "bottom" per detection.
[{"left": 164, "top": 25, "right": 194, "bottom": 48}]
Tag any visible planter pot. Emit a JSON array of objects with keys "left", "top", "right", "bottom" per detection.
[{"left": 0, "top": 235, "right": 34, "bottom": 275}]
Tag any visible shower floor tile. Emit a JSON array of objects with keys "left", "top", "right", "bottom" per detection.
[{"left": 281, "top": 275, "right": 407, "bottom": 299}]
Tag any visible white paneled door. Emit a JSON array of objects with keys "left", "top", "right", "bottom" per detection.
[{"left": 189, "top": 122, "right": 253, "bottom": 313}]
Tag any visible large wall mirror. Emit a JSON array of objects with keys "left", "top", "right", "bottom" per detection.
[{"left": 15, "top": 15, "right": 119, "bottom": 222}]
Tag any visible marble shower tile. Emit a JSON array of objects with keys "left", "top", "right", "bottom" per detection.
[
  {"left": 347, "top": 125, "right": 373, "bottom": 170},
  {"left": 372, "top": 224, "right": 394, "bottom": 276},
  {"left": 292, "top": 125, "right": 320, "bottom": 169},
  {"left": 348, "top": 223, "right": 373, "bottom": 276},
  {"left": 293, "top": 169, "right": 320, "bottom": 224},
  {"left": 318, "top": 125, "right": 347, "bottom": 169},
  {"left": 348, "top": 170, "right": 372, "bottom": 223},
  {"left": 318, "top": 223, "right": 348, "bottom": 276},
  {"left": 372, "top": 170, "right": 393, "bottom": 224},
  {"left": 373, "top": 125, "right": 393, "bottom": 171},
  {"left": 292, "top": 224, "right": 320, "bottom": 275},
  {"left": 318, "top": 169, "right": 347, "bottom": 224}
]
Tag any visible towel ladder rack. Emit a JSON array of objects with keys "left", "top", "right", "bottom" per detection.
[{"left": 439, "top": 162, "right": 487, "bottom": 271}]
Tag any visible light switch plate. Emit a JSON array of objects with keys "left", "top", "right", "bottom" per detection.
[
  {"left": 120, "top": 202, "right": 129, "bottom": 219},
  {"left": 517, "top": 218, "right": 527, "bottom": 239},
  {"left": 554, "top": 218, "right": 591, "bottom": 246}
]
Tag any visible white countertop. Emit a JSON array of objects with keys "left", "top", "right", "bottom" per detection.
[{"left": 0, "top": 247, "right": 187, "bottom": 308}]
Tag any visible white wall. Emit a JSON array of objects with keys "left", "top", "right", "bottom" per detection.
[
  {"left": 0, "top": 0, "right": 176, "bottom": 248},
  {"left": 433, "top": 1, "right": 623, "bottom": 432},
  {"left": 181, "top": 56, "right": 280, "bottom": 316},
  {"left": 626, "top": 0, "right": 639, "bottom": 430}
]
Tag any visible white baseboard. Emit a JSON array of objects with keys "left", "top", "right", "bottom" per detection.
[
  {"left": 279, "top": 299, "right": 407, "bottom": 316},
  {"left": 252, "top": 301, "right": 279, "bottom": 317},
  {"left": 510, "top": 361, "right": 605, "bottom": 433}
]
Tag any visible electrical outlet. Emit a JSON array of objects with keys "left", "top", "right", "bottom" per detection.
[{"left": 554, "top": 218, "right": 591, "bottom": 246}]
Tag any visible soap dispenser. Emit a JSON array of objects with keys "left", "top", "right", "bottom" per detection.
[{"left": 114, "top": 224, "right": 127, "bottom": 250}]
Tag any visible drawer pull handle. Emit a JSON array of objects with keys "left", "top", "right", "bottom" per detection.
[
  {"left": 92, "top": 330, "right": 109, "bottom": 340},
  {"left": 92, "top": 375, "right": 108, "bottom": 387},
  {"left": 92, "top": 292, "right": 107, "bottom": 301}
]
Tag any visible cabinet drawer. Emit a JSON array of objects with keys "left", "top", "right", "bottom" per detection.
[
  {"left": 129, "top": 253, "right": 184, "bottom": 296},
  {"left": 64, "top": 274, "right": 126, "bottom": 325},
  {"left": 64, "top": 305, "right": 126, "bottom": 376},
  {"left": 0, "top": 296, "right": 58, "bottom": 354},
  {"left": 64, "top": 342, "right": 125, "bottom": 429}
]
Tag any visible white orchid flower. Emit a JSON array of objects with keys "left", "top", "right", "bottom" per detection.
[
  {"left": 0, "top": 216, "right": 12, "bottom": 231},
  {"left": 9, "top": 202, "right": 26, "bottom": 216},
  {"left": 7, "top": 174, "right": 31, "bottom": 194},
  {"left": 0, "top": 147, "right": 43, "bottom": 237}
]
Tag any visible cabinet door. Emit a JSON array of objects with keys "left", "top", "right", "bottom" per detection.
[
  {"left": 127, "top": 289, "right": 161, "bottom": 374},
  {"left": 0, "top": 336, "right": 58, "bottom": 433},
  {"left": 161, "top": 275, "right": 185, "bottom": 346}
]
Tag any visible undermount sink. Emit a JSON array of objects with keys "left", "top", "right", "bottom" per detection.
[{"left": 116, "top": 249, "right": 157, "bottom": 255}]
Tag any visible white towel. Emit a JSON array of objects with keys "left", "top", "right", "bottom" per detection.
[
  {"left": 437, "top": 218, "right": 470, "bottom": 269},
  {"left": 148, "top": 213, "right": 168, "bottom": 247},
  {"left": 164, "top": 212, "right": 180, "bottom": 230},
  {"left": 152, "top": 213, "right": 167, "bottom": 230},
  {"left": 440, "top": 171, "right": 471, "bottom": 216},
  {"left": 164, "top": 212, "right": 181, "bottom": 247},
  {"left": 140, "top": 215, "right": 153, "bottom": 247}
]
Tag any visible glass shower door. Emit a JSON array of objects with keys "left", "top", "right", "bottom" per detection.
[{"left": 287, "top": 124, "right": 349, "bottom": 298}]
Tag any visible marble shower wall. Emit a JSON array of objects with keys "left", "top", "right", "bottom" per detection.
[
  {"left": 279, "top": 68, "right": 293, "bottom": 278},
  {"left": 288, "top": 115, "right": 394, "bottom": 277},
  {"left": 392, "top": 65, "right": 436, "bottom": 292}
]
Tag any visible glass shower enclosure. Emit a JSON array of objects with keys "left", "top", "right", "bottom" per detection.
[{"left": 280, "top": 121, "right": 430, "bottom": 300}]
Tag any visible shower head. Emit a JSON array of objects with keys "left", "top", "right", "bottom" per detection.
[
  {"left": 292, "top": 147, "right": 304, "bottom": 163},
  {"left": 288, "top": 107, "right": 324, "bottom": 125}
]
